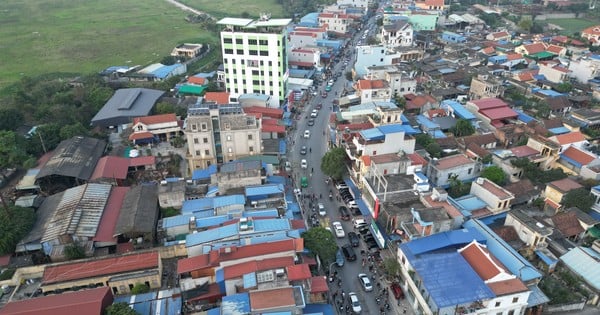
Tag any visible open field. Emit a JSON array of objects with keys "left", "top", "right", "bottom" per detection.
[
  {"left": 544, "top": 18, "right": 598, "bottom": 36},
  {"left": 179, "top": 0, "right": 287, "bottom": 19},
  {"left": 0, "top": 0, "right": 218, "bottom": 88}
]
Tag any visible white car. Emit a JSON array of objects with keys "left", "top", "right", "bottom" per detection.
[
  {"left": 301, "top": 159, "right": 308, "bottom": 169},
  {"left": 358, "top": 273, "right": 373, "bottom": 292},
  {"left": 349, "top": 292, "right": 362, "bottom": 313},
  {"left": 304, "top": 130, "right": 311, "bottom": 138},
  {"left": 310, "top": 110, "right": 318, "bottom": 118},
  {"left": 318, "top": 203, "right": 326, "bottom": 216},
  {"left": 332, "top": 221, "right": 345, "bottom": 238}
]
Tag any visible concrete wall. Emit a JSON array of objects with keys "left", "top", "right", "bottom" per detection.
[{"left": 534, "top": 13, "right": 576, "bottom": 20}]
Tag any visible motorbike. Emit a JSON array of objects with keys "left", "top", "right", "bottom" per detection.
[{"left": 329, "top": 191, "right": 333, "bottom": 200}]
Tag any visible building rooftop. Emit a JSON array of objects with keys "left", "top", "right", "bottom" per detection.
[
  {"left": 249, "top": 287, "right": 302, "bottom": 311},
  {"left": 475, "top": 178, "right": 514, "bottom": 200},
  {"left": 547, "top": 178, "right": 582, "bottom": 193},
  {"left": 42, "top": 252, "right": 159, "bottom": 285},
  {"left": 560, "top": 246, "right": 600, "bottom": 291},
  {"left": 509, "top": 209, "right": 553, "bottom": 236},
  {"left": 0, "top": 286, "right": 112, "bottom": 315},
  {"left": 432, "top": 154, "right": 473, "bottom": 170},
  {"left": 36, "top": 137, "right": 106, "bottom": 182},
  {"left": 91, "top": 88, "right": 164, "bottom": 127}
]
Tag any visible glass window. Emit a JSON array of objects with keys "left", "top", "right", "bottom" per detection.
[
  {"left": 223, "top": 38, "right": 232, "bottom": 44},
  {"left": 203, "top": 138, "right": 208, "bottom": 143},
  {"left": 235, "top": 38, "right": 243, "bottom": 44},
  {"left": 224, "top": 49, "right": 233, "bottom": 54},
  {"left": 193, "top": 138, "right": 199, "bottom": 144},
  {"left": 205, "top": 149, "right": 210, "bottom": 155},
  {"left": 249, "top": 50, "right": 258, "bottom": 56},
  {"left": 248, "top": 134, "right": 253, "bottom": 140},
  {"left": 248, "top": 39, "right": 257, "bottom": 45}
]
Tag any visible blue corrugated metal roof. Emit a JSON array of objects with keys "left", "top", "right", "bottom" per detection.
[
  {"left": 287, "top": 202, "right": 300, "bottom": 214},
  {"left": 452, "top": 195, "right": 488, "bottom": 215},
  {"left": 560, "top": 154, "right": 582, "bottom": 168},
  {"left": 359, "top": 128, "right": 385, "bottom": 140},
  {"left": 442, "top": 100, "right": 476, "bottom": 120},
  {"left": 182, "top": 198, "right": 214, "bottom": 213},
  {"left": 304, "top": 304, "right": 335, "bottom": 315},
  {"left": 162, "top": 213, "right": 195, "bottom": 229},
  {"left": 415, "top": 172, "right": 428, "bottom": 182},
  {"left": 222, "top": 293, "right": 251, "bottom": 314},
  {"left": 401, "top": 114, "right": 410, "bottom": 124},
  {"left": 560, "top": 247, "right": 600, "bottom": 291},
  {"left": 537, "top": 89, "right": 563, "bottom": 97},
  {"left": 243, "top": 272, "right": 257, "bottom": 289},
  {"left": 416, "top": 115, "right": 440, "bottom": 130},
  {"left": 151, "top": 63, "right": 185, "bottom": 79},
  {"left": 213, "top": 194, "right": 246, "bottom": 208},
  {"left": 245, "top": 184, "right": 284, "bottom": 197},
  {"left": 514, "top": 109, "right": 535, "bottom": 123},
  {"left": 438, "top": 68, "right": 456, "bottom": 74},
  {"left": 411, "top": 251, "right": 495, "bottom": 308},
  {"left": 535, "top": 250, "right": 558, "bottom": 265},
  {"left": 186, "top": 223, "right": 238, "bottom": 247},
  {"left": 279, "top": 140, "right": 287, "bottom": 154},
  {"left": 253, "top": 218, "right": 291, "bottom": 232},
  {"left": 266, "top": 175, "right": 286, "bottom": 185},
  {"left": 402, "top": 228, "right": 486, "bottom": 256},
  {"left": 244, "top": 209, "right": 280, "bottom": 217},
  {"left": 464, "top": 219, "right": 542, "bottom": 282},
  {"left": 432, "top": 130, "right": 447, "bottom": 138},
  {"left": 207, "top": 307, "right": 221, "bottom": 315},
  {"left": 548, "top": 126, "right": 570, "bottom": 135},
  {"left": 377, "top": 123, "right": 416, "bottom": 135},
  {"left": 192, "top": 164, "right": 217, "bottom": 180},
  {"left": 195, "top": 215, "right": 230, "bottom": 229}
]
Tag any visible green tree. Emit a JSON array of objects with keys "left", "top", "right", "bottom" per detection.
[
  {"left": 345, "top": 71, "right": 353, "bottom": 81},
  {"left": 519, "top": 18, "right": 533, "bottom": 32},
  {"left": 451, "top": 119, "right": 475, "bottom": 137},
  {"left": 130, "top": 283, "right": 150, "bottom": 294},
  {"left": 415, "top": 133, "right": 434, "bottom": 148},
  {"left": 0, "top": 108, "right": 24, "bottom": 131},
  {"left": 160, "top": 55, "right": 178, "bottom": 65},
  {"left": 426, "top": 142, "right": 441, "bottom": 158},
  {"left": 448, "top": 174, "right": 471, "bottom": 198},
  {"left": 562, "top": 188, "right": 595, "bottom": 212},
  {"left": 321, "top": 147, "right": 348, "bottom": 180},
  {"left": 555, "top": 82, "right": 573, "bottom": 93},
  {"left": 64, "top": 244, "right": 86, "bottom": 260},
  {"left": 481, "top": 166, "right": 507, "bottom": 186},
  {"left": 382, "top": 257, "right": 400, "bottom": 280},
  {"left": 0, "top": 130, "right": 33, "bottom": 170},
  {"left": 302, "top": 227, "right": 338, "bottom": 264},
  {"left": 59, "top": 122, "right": 89, "bottom": 139},
  {"left": 0, "top": 206, "right": 36, "bottom": 255},
  {"left": 105, "top": 302, "right": 140, "bottom": 315},
  {"left": 366, "top": 36, "right": 379, "bottom": 45}
]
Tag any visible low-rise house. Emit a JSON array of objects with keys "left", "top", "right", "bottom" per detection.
[
  {"left": 41, "top": 251, "right": 162, "bottom": 295},
  {"left": 91, "top": 88, "right": 165, "bottom": 130},
  {"left": 318, "top": 13, "right": 352, "bottom": 34},
  {"left": 354, "top": 79, "right": 392, "bottom": 103},
  {"left": 504, "top": 208, "right": 553, "bottom": 251},
  {"left": 289, "top": 48, "right": 321, "bottom": 69},
  {"left": 343, "top": 123, "right": 416, "bottom": 165},
  {"left": 402, "top": 206, "right": 454, "bottom": 240},
  {"left": 470, "top": 177, "right": 515, "bottom": 214},
  {"left": 559, "top": 246, "right": 600, "bottom": 300},
  {"left": 425, "top": 154, "right": 480, "bottom": 187},
  {"left": 171, "top": 43, "right": 205, "bottom": 58},
  {"left": 567, "top": 55, "right": 600, "bottom": 84},
  {"left": 465, "top": 98, "right": 518, "bottom": 129},
  {"left": 0, "top": 286, "right": 113, "bottom": 315},
  {"left": 544, "top": 95, "right": 572, "bottom": 117},
  {"left": 550, "top": 211, "right": 585, "bottom": 242},
  {"left": 468, "top": 74, "right": 504, "bottom": 100},
  {"left": 544, "top": 178, "right": 583, "bottom": 214},
  {"left": 114, "top": 185, "right": 159, "bottom": 245},
  {"left": 581, "top": 25, "right": 600, "bottom": 45},
  {"left": 129, "top": 113, "right": 181, "bottom": 144},
  {"left": 486, "top": 31, "right": 511, "bottom": 41},
  {"left": 555, "top": 145, "right": 597, "bottom": 175},
  {"left": 90, "top": 156, "right": 129, "bottom": 186},
  {"left": 570, "top": 108, "right": 600, "bottom": 129},
  {"left": 217, "top": 160, "right": 262, "bottom": 194},
  {"left": 505, "top": 179, "right": 540, "bottom": 207},
  {"left": 414, "top": 0, "right": 444, "bottom": 11},
  {"left": 549, "top": 131, "right": 587, "bottom": 152},
  {"left": 538, "top": 61, "right": 571, "bottom": 84}
]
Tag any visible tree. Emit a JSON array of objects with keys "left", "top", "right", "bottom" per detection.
[
  {"left": 160, "top": 55, "right": 179, "bottom": 65},
  {"left": 105, "top": 302, "right": 140, "bottom": 315},
  {"left": 382, "top": 257, "right": 400, "bottom": 280},
  {"left": 321, "top": 147, "right": 347, "bottom": 181},
  {"left": 345, "top": 71, "right": 353, "bottom": 81},
  {"left": 59, "top": 122, "right": 89, "bottom": 139},
  {"left": 415, "top": 133, "right": 434, "bottom": 148},
  {"left": 519, "top": 19, "right": 533, "bottom": 32},
  {"left": 426, "top": 142, "right": 441, "bottom": 158},
  {"left": 0, "top": 206, "right": 36, "bottom": 255},
  {"left": 130, "top": 283, "right": 150, "bottom": 294},
  {"left": 451, "top": 119, "right": 475, "bottom": 137},
  {"left": 448, "top": 174, "right": 470, "bottom": 198},
  {"left": 562, "top": 188, "right": 595, "bottom": 212},
  {"left": 64, "top": 244, "right": 86, "bottom": 260},
  {"left": 555, "top": 82, "right": 573, "bottom": 93},
  {"left": 302, "top": 227, "right": 338, "bottom": 264},
  {"left": 0, "top": 131, "right": 33, "bottom": 170},
  {"left": 366, "top": 36, "right": 379, "bottom": 45},
  {"left": 481, "top": 166, "right": 507, "bottom": 186},
  {"left": 0, "top": 108, "right": 24, "bottom": 131}
]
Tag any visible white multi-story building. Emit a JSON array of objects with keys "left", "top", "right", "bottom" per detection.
[
  {"left": 185, "top": 102, "right": 262, "bottom": 171},
  {"left": 381, "top": 20, "right": 413, "bottom": 48},
  {"left": 318, "top": 13, "right": 352, "bottom": 34},
  {"left": 218, "top": 16, "right": 291, "bottom": 108}
]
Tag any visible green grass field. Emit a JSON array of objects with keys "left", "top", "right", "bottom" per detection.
[
  {"left": 0, "top": 0, "right": 219, "bottom": 88},
  {"left": 179, "top": 0, "right": 287, "bottom": 19},
  {"left": 544, "top": 18, "right": 599, "bottom": 36}
]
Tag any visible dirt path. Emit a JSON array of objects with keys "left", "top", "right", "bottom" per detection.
[{"left": 164, "top": 0, "right": 215, "bottom": 20}]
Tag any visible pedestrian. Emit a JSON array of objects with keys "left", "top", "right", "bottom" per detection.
[{"left": 403, "top": 307, "right": 407, "bottom": 314}]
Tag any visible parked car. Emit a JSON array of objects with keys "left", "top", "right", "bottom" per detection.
[
  {"left": 349, "top": 292, "right": 362, "bottom": 313},
  {"left": 348, "top": 232, "right": 360, "bottom": 247},
  {"left": 342, "top": 244, "right": 357, "bottom": 261},
  {"left": 332, "top": 221, "right": 345, "bottom": 238},
  {"left": 391, "top": 282, "right": 404, "bottom": 299},
  {"left": 339, "top": 206, "right": 351, "bottom": 221},
  {"left": 336, "top": 247, "right": 345, "bottom": 267},
  {"left": 300, "top": 146, "right": 307, "bottom": 155},
  {"left": 358, "top": 273, "right": 373, "bottom": 292},
  {"left": 336, "top": 182, "right": 348, "bottom": 190}
]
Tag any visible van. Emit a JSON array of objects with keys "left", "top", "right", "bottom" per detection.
[{"left": 353, "top": 218, "right": 366, "bottom": 229}]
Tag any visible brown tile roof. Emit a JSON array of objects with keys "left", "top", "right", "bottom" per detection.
[
  {"left": 522, "top": 42, "right": 547, "bottom": 54},
  {"left": 286, "top": 263, "right": 312, "bottom": 281},
  {"left": 546, "top": 96, "right": 571, "bottom": 111},
  {"left": 487, "top": 278, "right": 529, "bottom": 296},
  {"left": 478, "top": 178, "right": 513, "bottom": 200},
  {"left": 434, "top": 154, "right": 472, "bottom": 170},
  {"left": 310, "top": 276, "right": 329, "bottom": 293},
  {"left": 552, "top": 131, "right": 586, "bottom": 145},
  {"left": 551, "top": 212, "right": 584, "bottom": 237},
  {"left": 505, "top": 179, "right": 538, "bottom": 199},
  {"left": 561, "top": 146, "right": 596, "bottom": 166},
  {"left": 0, "top": 286, "right": 112, "bottom": 315},
  {"left": 492, "top": 225, "right": 521, "bottom": 243},
  {"left": 356, "top": 79, "right": 387, "bottom": 90},
  {"left": 548, "top": 178, "right": 582, "bottom": 193},
  {"left": 408, "top": 153, "right": 428, "bottom": 166},
  {"left": 461, "top": 133, "right": 497, "bottom": 147},
  {"left": 370, "top": 153, "right": 402, "bottom": 164},
  {"left": 506, "top": 53, "right": 523, "bottom": 61},
  {"left": 466, "top": 142, "right": 490, "bottom": 159},
  {"left": 582, "top": 25, "right": 600, "bottom": 36},
  {"left": 204, "top": 92, "right": 230, "bottom": 105},
  {"left": 133, "top": 113, "right": 177, "bottom": 125},
  {"left": 481, "top": 46, "right": 496, "bottom": 55},
  {"left": 510, "top": 145, "right": 539, "bottom": 158},
  {"left": 223, "top": 256, "right": 294, "bottom": 279},
  {"left": 406, "top": 94, "right": 436, "bottom": 110},
  {"left": 547, "top": 44, "right": 565, "bottom": 54},
  {"left": 470, "top": 98, "right": 508, "bottom": 110},
  {"left": 43, "top": 252, "right": 159, "bottom": 285},
  {"left": 459, "top": 241, "right": 504, "bottom": 281},
  {"left": 250, "top": 287, "right": 296, "bottom": 311}
]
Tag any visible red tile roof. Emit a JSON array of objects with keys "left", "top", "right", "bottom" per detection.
[
  {"left": 290, "top": 219, "right": 306, "bottom": 230},
  {"left": 480, "top": 107, "right": 518, "bottom": 121},
  {"left": 250, "top": 287, "right": 296, "bottom": 311},
  {"left": 481, "top": 46, "right": 496, "bottom": 55},
  {"left": 42, "top": 252, "right": 159, "bottom": 285},
  {"left": 185, "top": 283, "right": 223, "bottom": 302},
  {"left": 506, "top": 53, "right": 523, "bottom": 61},
  {"left": 187, "top": 76, "right": 206, "bottom": 85},
  {"left": 93, "top": 186, "right": 129, "bottom": 243},
  {"left": 244, "top": 106, "right": 284, "bottom": 119},
  {"left": 517, "top": 72, "right": 535, "bottom": 82},
  {"left": 561, "top": 146, "right": 596, "bottom": 166},
  {"left": 262, "top": 124, "right": 285, "bottom": 133},
  {"left": 336, "top": 122, "right": 374, "bottom": 131},
  {"left": 470, "top": 98, "right": 508, "bottom": 110},
  {"left": 551, "top": 212, "right": 584, "bottom": 237},
  {"left": 90, "top": 156, "right": 129, "bottom": 180},
  {"left": 356, "top": 79, "right": 387, "bottom": 90},
  {"left": 128, "top": 156, "right": 156, "bottom": 167},
  {"left": 406, "top": 94, "right": 436, "bottom": 110},
  {"left": 204, "top": 92, "right": 230, "bottom": 105},
  {"left": 128, "top": 131, "right": 155, "bottom": 141},
  {"left": 310, "top": 276, "right": 329, "bottom": 293},
  {"left": 0, "top": 286, "right": 112, "bottom": 315},
  {"left": 582, "top": 25, "right": 600, "bottom": 36},
  {"left": 459, "top": 241, "right": 506, "bottom": 281},
  {"left": 223, "top": 256, "right": 294, "bottom": 279},
  {"left": 548, "top": 178, "right": 582, "bottom": 193},
  {"left": 522, "top": 42, "right": 546, "bottom": 54},
  {"left": 434, "top": 154, "right": 472, "bottom": 170},
  {"left": 552, "top": 131, "right": 586, "bottom": 145},
  {"left": 510, "top": 145, "right": 539, "bottom": 158},
  {"left": 133, "top": 113, "right": 177, "bottom": 126},
  {"left": 547, "top": 44, "right": 565, "bottom": 54},
  {"left": 487, "top": 278, "right": 529, "bottom": 296},
  {"left": 478, "top": 178, "right": 513, "bottom": 200},
  {"left": 177, "top": 239, "right": 301, "bottom": 274},
  {"left": 286, "top": 263, "right": 311, "bottom": 281},
  {"left": 408, "top": 153, "right": 427, "bottom": 166}
]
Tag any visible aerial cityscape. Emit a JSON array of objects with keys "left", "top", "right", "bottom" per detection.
[{"left": 2, "top": 0, "right": 600, "bottom": 314}]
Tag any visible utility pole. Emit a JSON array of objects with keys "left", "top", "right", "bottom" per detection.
[{"left": 37, "top": 129, "right": 47, "bottom": 153}]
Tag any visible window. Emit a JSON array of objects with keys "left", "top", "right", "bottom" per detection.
[
  {"left": 249, "top": 50, "right": 258, "bottom": 56},
  {"left": 468, "top": 168, "right": 472, "bottom": 174},
  {"left": 248, "top": 39, "right": 257, "bottom": 45},
  {"left": 201, "top": 123, "right": 207, "bottom": 130},
  {"left": 260, "top": 50, "right": 268, "bottom": 56},
  {"left": 203, "top": 138, "right": 208, "bottom": 143},
  {"left": 495, "top": 302, "right": 501, "bottom": 307},
  {"left": 193, "top": 138, "right": 199, "bottom": 144},
  {"left": 259, "top": 39, "right": 268, "bottom": 45},
  {"left": 249, "top": 146, "right": 254, "bottom": 152},
  {"left": 227, "top": 135, "right": 232, "bottom": 141},
  {"left": 512, "top": 297, "right": 519, "bottom": 303},
  {"left": 195, "top": 150, "right": 201, "bottom": 156},
  {"left": 223, "top": 38, "right": 232, "bottom": 44},
  {"left": 508, "top": 311, "right": 515, "bottom": 315},
  {"left": 235, "top": 38, "right": 243, "bottom": 44},
  {"left": 224, "top": 48, "right": 233, "bottom": 54},
  {"left": 236, "top": 49, "right": 243, "bottom": 55},
  {"left": 253, "top": 80, "right": 260, "bottom": 85},
  {"left": 205, "top": 149, "right": 210, "bottom": 155},
  {"left": 224, "top": 123, "right": 231, "bottom": 129},
  {"left": 228, "top": 147, "right": 233, "bottom": 153},
  {"left": 191, "top": 124, "right": 197, "bottom": 130},
  {"left": 248, "top": 134, "right": 253, "bottom": 140},
  {"left": 268, "top": 61, "right": 273, "bottom": 66},
  {"left": 252, "top": 70, "right": 259, "bottom": 76}
]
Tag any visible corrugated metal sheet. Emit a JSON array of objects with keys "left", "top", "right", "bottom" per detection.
[
  {"left": 42, "top": 183, "right": 111, "bottom": 242},
  {"left": 245, "top": 184, "right": 284, "bottom": 197},
  {"left": 253, "top": 218, "right": 291, "bottom": 233}
]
